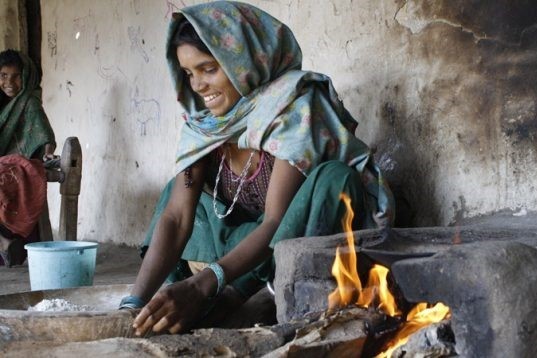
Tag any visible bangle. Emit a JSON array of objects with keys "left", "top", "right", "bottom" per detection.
[
  {"left": 206, "top": 262, "right": 226, "bottom": 298},
  {"left": 119, "top": 295, "right": 146, "bottom": 310}
]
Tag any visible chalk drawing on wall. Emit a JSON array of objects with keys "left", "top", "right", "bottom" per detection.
[
  {"left": 128, "top": 26, "right": 149, "bottom": 63},
  {"left": 97, "top": 65, "right": 115, "bottom": 80},
  {"left": 115, "top": 67, "right": 130, "bottom": 82},
  {"left": 47, "top": 20, "right": 58, "bottom": 69},
  {"left": 130, "top": 88, "right": 161, "bottom": 136},
  {"left": 164, "top": 0, "right": 186, "bottom": 19},
  {"left": 47, "top": 31, "right": 57, "bottom": 58}
]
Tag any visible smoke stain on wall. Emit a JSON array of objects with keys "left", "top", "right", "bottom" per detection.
[
  {"left": 379, "top": 0, "right": 537, "bottom": 225},
  {"left": 395, "top": 0, "right": 537, "bottom": 45}
]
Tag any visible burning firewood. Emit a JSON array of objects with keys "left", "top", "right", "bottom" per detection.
[
  {"left": 262, "top": 306, "right": 389, "bottom": 357},
  {"left": 390, "top": 320, "right": 456, "bottom": 358}
]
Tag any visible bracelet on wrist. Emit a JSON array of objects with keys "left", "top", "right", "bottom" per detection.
[
  {"left": 206, "top": 262, "right": 226, "bottom": 298},
  {"left": 119, "top": 295, "right": 146, "bottom": 310}
]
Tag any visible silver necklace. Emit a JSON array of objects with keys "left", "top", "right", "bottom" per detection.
[{"left": 213, "top": 149, "right": 256, "bottom": 219}]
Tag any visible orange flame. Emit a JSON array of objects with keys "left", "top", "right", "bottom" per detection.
[
  {"left": 376, "top": 302, "right": 451, "bottom": 357},
  {"left": 328, "top": 194, "right": 400, "bottom": 316},
  {"left": 328, "top": 193, "right": 452, "bottom": 357},
  {"left": 358, "top": 264, "right": 401, "bottom": 316},
  {"left": 328, "top": 193, "right": 361, "bottom": 310}
]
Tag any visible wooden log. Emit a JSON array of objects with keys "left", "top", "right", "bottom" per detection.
[
  {"left": 37, "top": 201, "right": 54, "bottom": 242},
  {"left": 58, "top": 137, "right": 82, "bottom": 241},
  {"left": 263, "top": 306, "right": 386, "bottom": 358}
]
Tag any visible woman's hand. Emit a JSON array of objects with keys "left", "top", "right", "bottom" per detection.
[
  {"left": 42, "top": 153, "right": 59, "bottom": 162},
  {"left": 132, "top": 271, "right": 216, "bottom": 336},
  {"left": 42, "top": 143, "right": 57, "bottom": 162}
]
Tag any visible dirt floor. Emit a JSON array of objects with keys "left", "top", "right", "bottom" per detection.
[
  {"left": 0, "top": 242, "right": 141, "bottom": 296},
  {"left": 0, "top": 242, "right": 280, "bottom": 358},
  {"left": 1, "top": 213, "right": 537, "bottom": 357},
  {"left": 2, "top": 210, "right": 535, "bottom": 296}
]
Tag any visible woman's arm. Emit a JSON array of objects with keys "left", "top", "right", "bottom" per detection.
[
  {"left": 42, "top": 143, "right": 57, "bottom": 161},
  {"left": 131, "top": 158, "right": 207, "bottom": 303},
  {"left": 133, "top": 158, "right": 305, "bottom": 335}
]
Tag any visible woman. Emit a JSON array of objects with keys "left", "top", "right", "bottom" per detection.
[
  {"left": 0, "top": 49, "right": 56, "bottom": 266},
  {"left": 124, "top": 1, "right": 394, "bottom": 335},
  {"left": 0, "top": 49, "right": 55, "bottom": 159}
]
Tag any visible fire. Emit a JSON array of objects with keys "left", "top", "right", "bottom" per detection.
[
  {"left": 358, "top": 264, "right": 401, "bottom": 317},
  {"left": 376, "top": 302, "right": 451, "bottom": 358},
  {"left": 327, "top": 193, "right": 400, "bottom": 317},
  {"left": 328, "top": 193, "right": 451, "bottom": 357},
  {"left": 328, "top": 193, "right": 361, "bottom": 309}
]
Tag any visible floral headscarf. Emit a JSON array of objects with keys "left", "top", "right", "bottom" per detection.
[
  {"left": 168, "top": 1, "right": 394, "bottom": 225},
  {"left": 0, "top": 52, "right": 55, "bottom": 158}
]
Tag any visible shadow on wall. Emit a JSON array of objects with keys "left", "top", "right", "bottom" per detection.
[{"left": 373, "top": 87, "right": 440, "bottom": 228}]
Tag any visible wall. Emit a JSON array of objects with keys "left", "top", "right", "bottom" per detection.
[
  {"left": 40, "top": 0, "right": 537, "bottom": 245},
  {"left": 0, "top": 0, "right": 26, "bottom": 51}
]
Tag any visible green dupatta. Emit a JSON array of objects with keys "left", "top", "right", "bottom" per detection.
[
  {"left": 168, "top": 1, "right": 394, "bottom": 225},
  {"left": 0, "top": 53, "right": 55, "bottom": 158}
]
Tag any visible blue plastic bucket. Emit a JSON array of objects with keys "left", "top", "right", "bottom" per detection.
[{"left": 24, "top": 241, "right": 98, "bottom": 291}]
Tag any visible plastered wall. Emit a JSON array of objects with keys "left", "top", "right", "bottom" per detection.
[
  {"left": 40, "top": 0, "right": 537, "bottom": 244},
  {"left": 0, "top": 0, "right": 26, "bottom": 51}
]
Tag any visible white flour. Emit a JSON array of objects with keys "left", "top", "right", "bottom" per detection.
[{"left": 27, "top": 298, "right": 93, "bottom": 312}]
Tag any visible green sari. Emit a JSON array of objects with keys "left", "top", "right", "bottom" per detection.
[{"left": 0, "top": 53, "right": 55, "bottom": 158}]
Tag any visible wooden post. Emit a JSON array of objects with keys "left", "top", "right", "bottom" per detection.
[
  {"left": 36, "top": 201, "right": 53, "bottom": 242},
  {"left": 59, "top": 137, "right": 82, "bottom": 241}
]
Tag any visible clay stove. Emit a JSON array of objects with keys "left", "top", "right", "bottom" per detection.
[{"left": 273, "top": 226, "right": 537, "bottom": 357}]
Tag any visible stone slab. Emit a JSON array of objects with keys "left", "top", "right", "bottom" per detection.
[
  {"left": 273, "top": 226, "right": 537, "bottom": 323},
  {"left": 392, "top": 240, "right": 537, "bottom": 358}
]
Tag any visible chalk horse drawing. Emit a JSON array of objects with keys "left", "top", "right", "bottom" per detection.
[{"left": 130, "top": 96, "right": 161, "bottom": 136}]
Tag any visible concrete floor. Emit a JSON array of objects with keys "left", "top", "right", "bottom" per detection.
[{"left": 0, "top": 242, "right": 140, "bottom": 296}]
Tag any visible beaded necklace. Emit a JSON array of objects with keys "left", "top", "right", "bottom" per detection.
[{"left": 212, "top": 149, "right": 256, "bottom": 219}]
